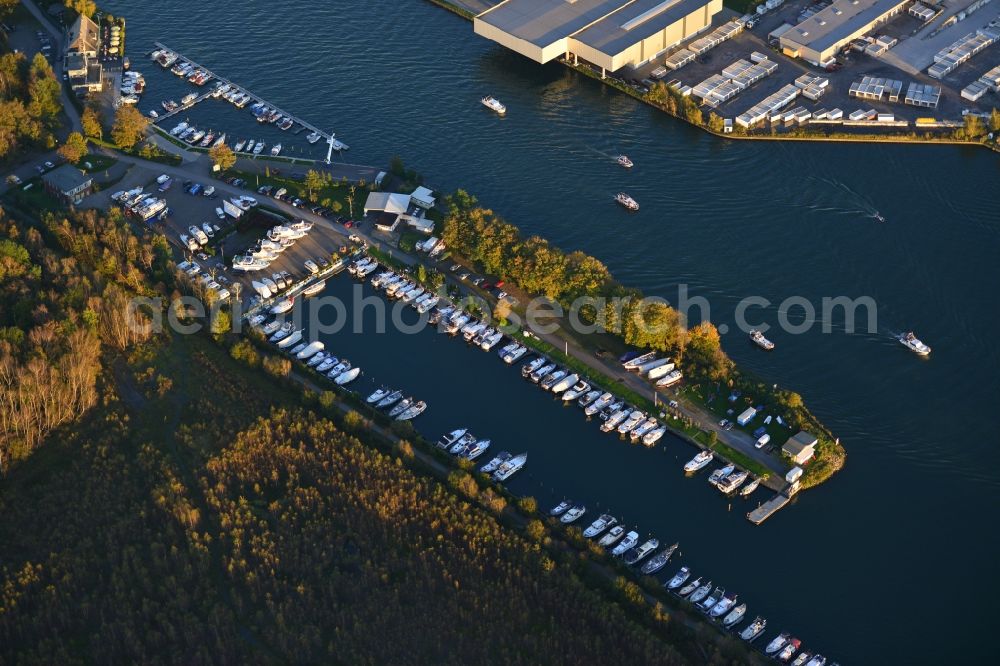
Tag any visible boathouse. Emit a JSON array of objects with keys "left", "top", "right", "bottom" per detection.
[
  {"left": 782, "top": 431, "right": 818, "bottom": 465},
  {"left": 474, "top": 0, "right": 723, "bottom": 76}
]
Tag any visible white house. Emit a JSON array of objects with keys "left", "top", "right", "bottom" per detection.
[{"left": 410, "top": 186, "right": 436, "bottom": 210}]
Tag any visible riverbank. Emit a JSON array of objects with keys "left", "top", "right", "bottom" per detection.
[{"left": 425, "top": 0, "right": 1000, "bottom": 154}]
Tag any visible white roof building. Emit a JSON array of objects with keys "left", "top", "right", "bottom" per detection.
[
  {"left": 363, "top": 192, "right": 410, "bottom": 216},
  {"left": 410, "top": 186, "right": 436, "bottom": 209}
]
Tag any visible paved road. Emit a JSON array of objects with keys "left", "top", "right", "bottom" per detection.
[{"left": 21, "top": 0, "right": 82, "bottom": 133}]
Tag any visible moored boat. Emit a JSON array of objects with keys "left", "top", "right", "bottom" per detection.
[
  {"left": 687, "top": 580, "right": 713, "bottom": 604},
  {"left": 677, "top": 576, "right": 702, "bottom": 597},
  {"left": 396, "top": 400, "right": 427, "bottom": 421},
  {"left": 708, "top": 464, "right": 735, "bottom": 487},
  {"left": 437, "top": 427, "right": 468, "bottom": 448},
  {"left": 334, "top": 367, "right": 360, "bottom": 385},
  {"left": 766, "top": 633, "right": 791, "bottom": 656},
  {"left": 640, "top": 542, "right": 678, "bottom": 575},
  {"left": 623, "top": 538, "right": 659, "bottom": 565},
  {"left": 665, "top": 566, "right": 691, "bottom": 590},
  {"left": 778, "top": 639, "right": 802, "bottom": 663},
  {"left": 722, "top": 602, "right": 747, "bottom": 628},
  {"left": 560, "top": 503, "right": 586, "bottom": 524},
  {"left": 582, "top": 514, "right": 617, "bottom": 539},
  {"left": 480, "top": 451, "right": 511, "bottom": 474},
  {"left": 611, "top": 531, "right": 639, "bottom": 556},
  {"left": 492, "top": 452, "right": 526, "bottom": 481},
  {"left": 598, "top": 525, "right": 625, "bottom": 547},
  {"left": 740, "top": 616, "right": 767, "bottom": 642},
  {"left": 549, "top": 500, "right": 572, "bottom": 517},
  {"left": 740, "top": 476, "right": 761, "bottom": 497}
]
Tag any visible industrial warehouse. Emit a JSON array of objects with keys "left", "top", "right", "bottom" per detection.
[
  {"left": 778, "top": 0, "right": 908, "bottom": 66},
  {"left": 473, "top": 0, "right": 723, "bottom": 75}
]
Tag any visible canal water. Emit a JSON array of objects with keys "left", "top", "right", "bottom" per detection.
[{"left": 106, "top": 1, "right": 1000, "bottom": 663}]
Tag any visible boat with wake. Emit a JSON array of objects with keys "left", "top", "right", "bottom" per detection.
[
  {"left": 481, "top": 95, "right": 506, "bottom": 115},
  {"left": 614, "top": 192, "right": 639, "bottom": 211}
]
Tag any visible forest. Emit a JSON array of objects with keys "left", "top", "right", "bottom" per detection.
[
  {"left": 0, "top": 199, "right": 757, "bottom": 663},
  {"left": 0, "top": 46, "right": 63, "bottom": 161}
]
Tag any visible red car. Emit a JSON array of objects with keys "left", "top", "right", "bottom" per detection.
[{"left": 344, "top": 221, "right": 353, "bottom": 228}]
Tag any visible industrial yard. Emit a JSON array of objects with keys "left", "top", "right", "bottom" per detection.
[{"left": 469, "top": 0, "right": 1000, "bottom": 136}]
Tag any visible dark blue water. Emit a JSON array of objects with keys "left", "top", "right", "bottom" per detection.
[{"left": 106, "top": 2, "right": 1000, "bottom": 663}]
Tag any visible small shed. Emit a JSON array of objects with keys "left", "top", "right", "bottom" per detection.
[
  {"left": 785, "top": 466, "right": 803, "bottom": 484},
  {"left": 782, "top": 431, "right": 817, "bottom": 465},
  {"left": 737, "top": 407, "right": 757, "bottom": 426}
]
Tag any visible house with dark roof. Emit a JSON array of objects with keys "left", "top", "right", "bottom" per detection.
[{"left": 42, "top": 165, "right": 94, "bottom": 205}]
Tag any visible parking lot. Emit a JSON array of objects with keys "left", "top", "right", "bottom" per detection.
[{"left": 82, "top": 160, "right": 355, "bottom": 306}]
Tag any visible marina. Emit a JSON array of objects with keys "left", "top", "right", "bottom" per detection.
[
  {"left": 147, "top": 43, "right": 339, "bottom": 149},
  {"left": 99, "top": 1, "right": 1000, "bottom": 662}
]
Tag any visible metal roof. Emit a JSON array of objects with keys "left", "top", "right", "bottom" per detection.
[
  {"left": 477, "top": 0, "right": 629, "bottom": 48},
  {"left": 782, "top": 0, "right": 906, "bottom": 53},
  {"left": 573, "top": 0, "right": 709, "bottom": 56}
]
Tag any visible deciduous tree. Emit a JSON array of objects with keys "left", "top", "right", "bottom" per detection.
[
  {"left": 58, "top": 131, "right": 88, "bottom": 164},
  {"left": 209, "top": 142, "right": 236, "bottom": 170},
  {"left": 110, "top": 105, "right": 148, "bottom": 149}
]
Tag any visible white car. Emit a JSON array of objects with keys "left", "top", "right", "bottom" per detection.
[{"left": 215, "top": 207, "right": 225, "bottom": 219}]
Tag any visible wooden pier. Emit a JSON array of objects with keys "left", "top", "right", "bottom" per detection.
[
  {"left": 150, "top": 42, "right": 333, "bottom": 141},
  {"left": 746, "top": 490, "right": 792, "bottom": 525}
]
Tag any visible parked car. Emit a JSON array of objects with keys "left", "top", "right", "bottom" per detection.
[{"left": 6, "top": 174, "right": 21, "bottom": 185}]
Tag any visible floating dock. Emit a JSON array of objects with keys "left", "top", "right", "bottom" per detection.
[
  {"left": 150, "top": 42, "right": 334, "bottom": 142},
  {"left": 746, "top": 491, "right": 791, "bottom": 525}
]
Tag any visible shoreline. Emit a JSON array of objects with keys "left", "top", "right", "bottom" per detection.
[{"left": 424, "top": 0, "right": 1000, "bottom": 154}]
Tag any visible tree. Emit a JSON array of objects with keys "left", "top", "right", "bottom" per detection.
[
  {"left": 110, "top": 105, "right": 149, "bottom": 149},
  {"left": 389, "top": 154, "right": 405, "bottom": 177},
  {"left": 58, "top": 132, "right": 88, "bottom": 164},
  {"left": 208, "top": 142, "right": 236, "bottom": 170},
  {"left": 64, "top": 0, "right": 97, "bottom": 18},
  {"left": 81, "top": 105, "right": 103, "bottom": 139},
  {"left": 623, "top": 298, "right": 683, "bottom": 353},
  {"left": 26, "top": 54, "right": 61, "bottom": 126},
  {"left": 683, "top": 322, "right": 731, "bottom": 382},
  {"left": 989, "top": 108, "right": 1000, "bottom": 133},
  {"left": 0, "top": 0, "right": 18, "bottom": 20},
  {"left": 304, "top": 169, "right": 325, "bottom": 201},
  {"left": 957, "top": 113, "right": 984, "bottom": 141},
  {"left": 707, "top": 112, "right": 725, "bottom": 133}
]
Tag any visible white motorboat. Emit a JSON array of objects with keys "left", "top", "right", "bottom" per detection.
[
  {"left": 750, "top": 329, "right": 775, "bottom": 351},
  {"left": 260, "top": 321, "right": 281, "bottom": 336},
  {"left": 304, "top": 260, "right": 319, "bottom": 274},
  {"left": 368, "top": 388, "right": 392, "bottom": 405},
  {"left": 503, "top": 345, "right": 528, "bottom": 364},
  {"left": 791, "top": 653, "right": 813, "bottom": 666},
  {"left": 480, "top": 451, "right": 511, "bottom": 474},
  {"left": 326, "top": 361, "right": 351, "bottom": 380},
  {"left": 549, "top": 500, "right": 572, "bottom": 516},
  {"left": 665, "top": 566, "right": 691, "bottom": 590},
  {"left": 598, "top": 525, "right": 625, "bottom": 547},
  {"left": 630, "top": 418, "right": 659, "bottom": 442},
  {"left": 584, "top": 392, "right": 614, "bottom": 416},
  {"left": 335, "top": 367, "right": 360, "bottom": 385},
  {"left": 276, "top": 330, "right": 302, "bottom": 349},
  {"left": 307, "top": 352, "right": 328, "bottom": 367},
  {"left": 253, "top": 142, "right": 265, "bottom": 155},
  {"left": 539, "top": 369, "right": 567, "bottom": 390},
  {"left": 614, "top": 192, "right": 639, "bottom": 211},
  {"left": 288, "top": 342, "right": 308, "bottom": 357},
  {"left": 708, "top": 464, "right": 735, "bottom": 487},
  {"left": 270, "top": 143, "right": 282, "bottom": 156},
  {"left": 582, "top": 514, "right": 617, "bottom": 539},
  {"left": 684, "top": 450, "right": 714, "bottom": 472},
  {"left": 316, "top": 356, "right": 338, "bottom": 373},
  {"left": 766, "top": 633, "right": 791, "bottom": 656},
  {"left": 804, "top": 655, "right": 827, "bottom": 666},
  {"left": 723, "top": 603, "right": 747, "bottom": 628},
  {"left": 717, "top": 469, "right": 749, "bottom": 494},
  {"left": 261, "top": 277, "right": 279, "bottom": 293},
  {"left": 377, "top": 390, "right": 403, "bottom": 409},
  {"left": 549, "top": 373, "right": 579, "bottom": 394},
  {"left": 479, "top": 330, "right": 503, "bottom": 351},
  {"left": 521, "top": 357, "right": 546, "bottom": 378},
  {"left": 306, "top": 131, "right": 321, "bottom": 144},
  {"left": 270, "top": 298, "right": 294, "bottom": 315},
  {"left": 740, "top": 617, "right": 767, "bottom": 642},
  {"left": 677, "top": 577, "right": 702, "bottom": 597},
  {"left": 251, "top": 280, "right": 272, "bottom": 299},
  {"left": 396, "top": 400, "right": 426, "bottom": 421},
  {"left": 898, "top": 331, "right": 931, "bottom": 355},
  {"left": 560, "top": 381, "right": 590, "bottom": 402},
  {"left": 296, "top": 340, "right": 324, "bottom": 360},
  {"left": 600, "top": 409, "right": 629, "bottom": 432},
  {"left": 492, "top": 452, "right": 526, "bottom": 481},
  {"left": 687, "top": 580, "right": 713, "bottom": 604},
  {"left": 577, "top": 389, "right": 601, "bottom": 407},
  {"left": 617, "top": 154, "right": 633, "bottom": 168},
  {"left": 269, "top": 323, "right": 294, "bottom": 342},
  {"left": 617, "top": 410, "right": 646, "bottom": 434},
  {"left": 623, "top": 538, "right": 659, "bottom": 565},
  {"left": 416, "top": 295, "right": 440, "bottom": 314},
  {"left": 530, "top": 363, "right": 556, "bottom": 384},
  {"left": 642, "top": 426, "right": 667, "bottom": 447},
  {"left": 655, "top": 370, "right": 683, "bottom": 388},
  {"left": 481, "top": 95, "right": 506, "bottom": 115},
  {"left": 740, "top": 477, "right": 761, "bottom": 497},
  {"left": 461, "top": 438, "right": 490, "bottom": 460},
  {"left": 709, "top": 593, "right": 738, "bottom": 618},
  {"left": 611, "top": 531, "right": 640, "bottom": 557},
  {"left": 559, "top": 503, "right": 586, "bottom": 524}
]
